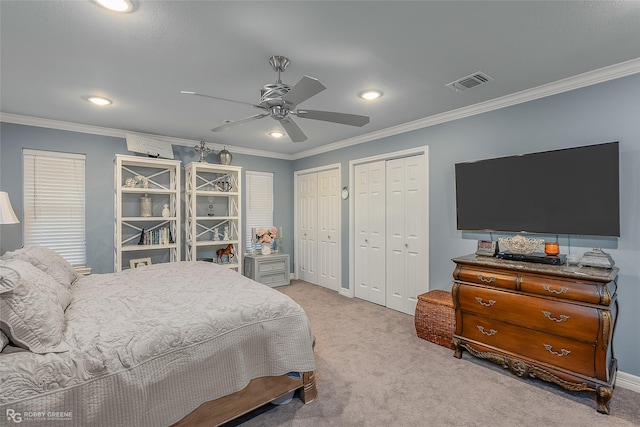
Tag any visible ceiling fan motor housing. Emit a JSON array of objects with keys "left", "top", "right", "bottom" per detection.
[{"left": 260, "top": 83, "right": 291, "bottom": 107}]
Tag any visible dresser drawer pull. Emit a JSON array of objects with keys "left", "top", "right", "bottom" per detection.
[
  {"left": 542, "top": 311, "right": 570, "bottom": 323},
  {"left": 477, "top": 275, "right": 496, "bottom": 284},
  {"left": 477, "top": 325, "right": 498, "bottom": 336},
  {"left": 475, "top": 297, "right": 496, "bottom": 307},
  {"left": 543, "top": 344, "right": 571, "bottom": 357},
  {"left": 542, "top": 284, "right": 569, "bottom": 295}
]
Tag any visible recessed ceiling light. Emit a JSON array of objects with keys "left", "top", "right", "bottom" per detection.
[
  {"left": 95, "top": 0, "right": 133, "bottom": 12},
  {"left": 86, "top": 96, "right": 113, "bottom": 106},
  {"left": 269, "top": 131, "right": 284, "bottom": 138},
  {"left": 358, "top": 90, "right": 383, "bottom": 101}
]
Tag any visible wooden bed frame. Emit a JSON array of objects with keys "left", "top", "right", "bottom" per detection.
[{"left": 171, "top": 370, "right": 317, "bottom": 426}]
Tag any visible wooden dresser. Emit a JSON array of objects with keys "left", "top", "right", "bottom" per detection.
[{"left": 451, "top": 254, "right": 618, "bottom": 414}]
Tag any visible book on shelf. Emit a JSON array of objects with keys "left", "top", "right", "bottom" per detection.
[{"left": 138, "top": 227, "right": 172, "bottom": 246}]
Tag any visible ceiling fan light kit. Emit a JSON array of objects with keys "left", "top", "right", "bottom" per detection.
[{"left": 183, "top": 55, "right": 370, "bottom": 143}]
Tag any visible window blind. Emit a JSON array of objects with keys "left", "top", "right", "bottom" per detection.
[
  {"left": 23, "top": 149, "right": 86, "bottom": 266},
  {"left": 245, "top": 171, "right": 274, "bottom": 250}
]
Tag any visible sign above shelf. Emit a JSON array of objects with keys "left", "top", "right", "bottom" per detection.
[{"left": 126, "top": 133, "right": 174, "bottom": 159}]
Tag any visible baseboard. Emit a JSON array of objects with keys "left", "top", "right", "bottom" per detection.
[
  {"left": 617, "top": 371, "right": 640, "bottom": 393},
  {"left": 339, "top": 287, "right": 352, "bottom": 298}
]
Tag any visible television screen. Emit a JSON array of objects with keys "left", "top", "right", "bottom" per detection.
[{"left": 455, "top": 142, "right": 620, "bottom": 237}]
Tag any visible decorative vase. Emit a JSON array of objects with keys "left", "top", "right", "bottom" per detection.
[
  {"left": 261, "top": 245, "right": 271, "bottom": 256},
  {"left": 140, "top": 194, "right": 152, "bottom": 217},
  {"left": 218, "top": 147, "right": 232, "bottom": 165}
]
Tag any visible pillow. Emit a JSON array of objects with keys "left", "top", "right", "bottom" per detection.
[
  {"left": 1, "top": 246, "right": 79, "bottom": 289},
  {"left": 0, "top": 259, "right": 70, "bottom": 353},
  {"left": 0, "top": 329, "right": 9, "bottom": 351}
]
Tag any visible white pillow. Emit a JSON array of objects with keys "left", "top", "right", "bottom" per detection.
[
  {"left": 0, "top": 259, "right": 70, "bottom": 353},
  {"left": 1, "top": 246, "right": 79, "bottom": 290}
]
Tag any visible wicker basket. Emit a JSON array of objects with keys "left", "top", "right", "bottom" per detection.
[{"left": 415, "top": 290, "right": 455, "bottom": 349}]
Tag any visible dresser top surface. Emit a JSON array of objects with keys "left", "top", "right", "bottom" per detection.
[{"left": 453, "top": 254, "right": 618, "bottom": 282}]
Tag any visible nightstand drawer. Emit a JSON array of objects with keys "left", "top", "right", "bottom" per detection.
[
  {"left": 258, "top": 259, "right": 287, "bottom": 274},
  {"left": 457, "top": 284, "right": 600, "bottom": 342},
  {"left": 258, "top": 271, "right": 289, "bottom": 286}
]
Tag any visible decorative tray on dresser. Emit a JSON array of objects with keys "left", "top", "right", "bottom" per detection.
[{"left": 451, "top": 254, "right": 618, "bottom": 414}]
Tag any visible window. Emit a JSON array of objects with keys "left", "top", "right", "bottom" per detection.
[
  {"left": 23, "top": 149, "right": 86, "bottom": 266},
  {"left": 245, "top": 171, "right": 274, "bottom": 250}
]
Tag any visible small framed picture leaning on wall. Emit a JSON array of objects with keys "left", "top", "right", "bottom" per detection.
[{"left": 130, "top": 258, "right": 152, "bottom": 269}]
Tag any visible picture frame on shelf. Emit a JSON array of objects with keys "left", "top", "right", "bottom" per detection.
[{"left": 130, "top": 257, "right": 152, "bottom": 269}]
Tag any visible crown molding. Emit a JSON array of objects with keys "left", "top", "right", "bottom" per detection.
[
  {"left": 291, "top": 58, "right": 640, "bottom": 160},
  {"left": 0, "top": 113, "right": 293, "bottom": 161},
  {"left": 2, "top": 58, "right": 638, "bottom": 162}
]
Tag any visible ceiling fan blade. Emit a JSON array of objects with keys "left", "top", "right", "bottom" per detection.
[
  {"left": 279, "top": 116, "right": 308, "bottom": 142},
  {"left": 181, "top": 91, "right": 263, "bottom": 109},
  {"left": 211, "top": 114, "right": 267, "bottom": 132},
  {"left": 282, "top": 76, "right": 326, "bottom": 108},
  {"left": 294, "top": 109, "right": 370, "bottom": 127}
]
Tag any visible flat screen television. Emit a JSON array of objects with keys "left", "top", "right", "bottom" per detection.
[{"left": 455, "top": 142, "right": 620, "bottom": 237}]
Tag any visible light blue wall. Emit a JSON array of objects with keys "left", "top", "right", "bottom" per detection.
[
  {"left": 1, "top": 74, "right": 638, "bottom": 376},
  {"left": 0, "top": 126, "right": 294, "bottom": 275},
  {"left": 292, "top": 73, "right": 640, "bottom": 376}
]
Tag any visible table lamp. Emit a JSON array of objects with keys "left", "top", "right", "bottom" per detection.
[{"left": 0, "top": 191, "right": 19, "bottom": 224}]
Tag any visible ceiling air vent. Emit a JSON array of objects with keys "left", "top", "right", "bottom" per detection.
[{"left": 446, "top": 71, "right": 494, "bottom": 92}]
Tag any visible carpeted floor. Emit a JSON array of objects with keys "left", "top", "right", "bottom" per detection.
[{"left": 229, "top": 281, "right": 640, "bottom": 426}]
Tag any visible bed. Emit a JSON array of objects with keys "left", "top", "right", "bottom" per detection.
[{"left": 0, "top": 246, "right": 317, "bottom": 426}]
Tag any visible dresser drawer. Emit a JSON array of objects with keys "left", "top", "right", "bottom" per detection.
[
  {"left": 258, "top": 259, "right": 287, "bottom": 274},
  {"left": 460, "top": 313, "right": 596, "bottom": 378},
  {"left": 454, "top": 265, "right": 518, "bottom": 290},
  {"left": 520, "top": 274, "right": 611, "bottom": 305},
  {"left": 457, "top": 285, "right": 600, "bottom": 342}
]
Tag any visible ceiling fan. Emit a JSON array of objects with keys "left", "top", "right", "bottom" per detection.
[{"left": 181, "top": 56, "right": 370, "bottom": 143}]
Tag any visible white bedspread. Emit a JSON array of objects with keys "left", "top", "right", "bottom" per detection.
[{"left": 0, "top": 261, "right": 316, "bottom": 426}]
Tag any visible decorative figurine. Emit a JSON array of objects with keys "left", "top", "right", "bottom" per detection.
[
  {"left": 194, "top": 141, "right": 212, "bottom": 163},
  {"left": 212, "top": 226, "right": 220, "bottom": 241},
  {"left": 208, "top": 204, "right": 215, "bottom": 216},
  {"left": 162, "top": 204, "right": 170, "bottom": 218},
  {"left": 223, "top": 225, "right": 229, "bottom": 240},
  {"left": 135, "top": 175, "right": 149, "bottom": 188},
  {"left": 216, "top": 244, "right": 234, "bottom": 263}
]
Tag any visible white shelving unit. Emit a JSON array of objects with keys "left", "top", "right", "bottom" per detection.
[
  {"left": 114, "top": 155, "right": 181, "bottom": 272},
  {"left": 185, "top": 162, "right": 242, "bottom": 271}
]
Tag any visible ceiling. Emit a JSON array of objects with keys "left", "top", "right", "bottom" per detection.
[{"left": 1, "top": 1, "right": 639, "bottom": 158}]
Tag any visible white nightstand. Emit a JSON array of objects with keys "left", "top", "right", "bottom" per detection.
[{"left": 243, "top": 253, "right": 290, "bottom": 287}]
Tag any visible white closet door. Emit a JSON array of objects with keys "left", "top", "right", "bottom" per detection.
[
  {"left": 386, "top": 155, "right": 427, "bottom": 315},
  {"left": 386, "top": 158, "right": 406, "bottom": 312},
  {"left": 354, "top": 161, "right": 386, "bottom": 306},
  {"left": 318, "top": 169, "right": 340, "bottom": 290},
  {"left": 298, "top": 173, "right": 318, "bottom": 284}
]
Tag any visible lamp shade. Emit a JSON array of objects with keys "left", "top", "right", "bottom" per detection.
[{"left": 0, "top": 191, "right": 20, "bottom": 224}]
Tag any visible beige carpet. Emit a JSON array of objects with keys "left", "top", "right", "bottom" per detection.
[{"left": 232, "top": 281, "right": 640, "bottom": 426}]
